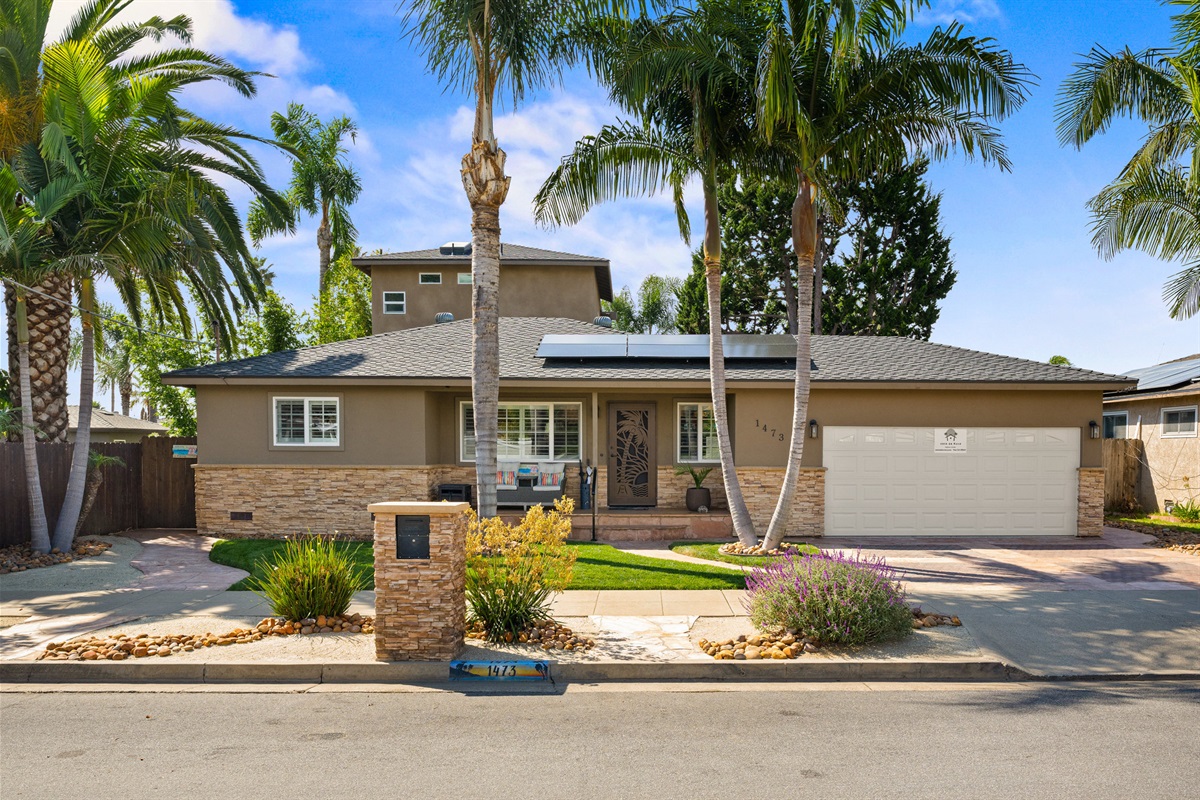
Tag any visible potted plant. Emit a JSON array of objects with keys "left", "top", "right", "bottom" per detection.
[{"left": 675, "top": 465, "right": 713, "bottom": 512}]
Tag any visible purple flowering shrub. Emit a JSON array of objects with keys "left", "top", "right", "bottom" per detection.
[{"left": 745, "top": 550, "right": 912, "bottom": 646}]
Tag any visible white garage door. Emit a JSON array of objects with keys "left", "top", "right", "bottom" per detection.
[{"left": 824, "top": 427, "right": 1080, "bottom": 536}]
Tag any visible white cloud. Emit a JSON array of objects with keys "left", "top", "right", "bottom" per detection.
[
  {"left": 48, "top": 0, "right": 355, "bottom": 120},
  {"left": 350, "top": 90, "right": 702, "bottom": 292},
  {"left": 915, "top": 0, "right": 1004, "bottom": 26}
]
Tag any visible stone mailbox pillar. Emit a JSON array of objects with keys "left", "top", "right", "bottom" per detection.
[{"left": 368, "top": 501, "right": 468, "bottom": 661}]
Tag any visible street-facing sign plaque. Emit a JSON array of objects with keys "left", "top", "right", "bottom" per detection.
[{"left": 395, "top": 515, "right": 430, "bottom": 559}]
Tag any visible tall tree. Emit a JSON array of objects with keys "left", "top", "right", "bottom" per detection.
[
  {"left": 1056, "top": 0, "right": 1200, "bottom": 318},
  {"left": 536, "top": 0, "right": 767, "bottom": 544},
  {"left": 405, "top": 1, "right": 650, "bottom": 518},
  {"left": 0, "top": 0, "right": 257, "bottom": 442},
  {"left": 305, "top": 253, "right": 372, "bottom": 344},
  {"left": 678, "top": 163, "right": 956, "bottom": 339},
  {"left": 8, "top": 26, "right": 288, "bottom": 551},
  {"left": 821, "top": 161, "right": 955, "bottom": 339},
  {"left": 755, "top": 0, "right": 1030, "bottom": 548},
  {"left": 604, "top": 274, "right": 682, "bottom": 333},
  {"left": 248, "top": 103, "right": 359, "bottom": 294}
]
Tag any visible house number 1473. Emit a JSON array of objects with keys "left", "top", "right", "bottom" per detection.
[{"left": 755, "top": 420, "right": 785, "bottom": 442}]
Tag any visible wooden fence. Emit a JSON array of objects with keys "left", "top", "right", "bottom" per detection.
[
  {"left": 1103, "top": 438, "right": 1143, "bottom": 512},
  {"left": 0, "top": 436, "right": 195, "bottom": 547}
]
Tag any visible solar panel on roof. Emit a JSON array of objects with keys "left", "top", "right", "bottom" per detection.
[
  {"left": 536, "top": 334, "right": 627, "bottom": 359},
  {"left": 626, "top": 335, "right": 709, "bottom": 359},
  {"left": 725, "top": 334, "right": 797, "bottom": 359},
  {"left": 1124, "top": 357, "right": 1200, "bottom": 392},
  {"left": 537, "top": 333, "right": 802, "bottom": 360}
]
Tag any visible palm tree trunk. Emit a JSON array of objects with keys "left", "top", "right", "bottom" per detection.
[
  {"left": 74, "top": 466, "right": 104, "bottom": 538},
  {"left": 763, "top": 175, "right": 817, "bottom": 549},
  {"left": 782, "top": 251, "right": 797, "bottom": 335},
  {"left": 15, "top": 294, "right": 51, "bottom": 554},
  {"left": 120, "top": 375, "right": 131, "bottom": 417},
  {"left": 812, "top": 215, "right": 825, "bottom": 335},
  {"left": 461, "top": 127, "right": 510, "bottom": 518},
  {"left": 317, "top": 204, "right": 332, "bottom": 296},
  {"left": 52, "top": 278, "right": 95, "bottom": 552},
  {"left": 4, "top": 275, "right": 71, "bottom": 442},
  {"left": 701, "top": 172, "right": 756, "bottom": 545}
]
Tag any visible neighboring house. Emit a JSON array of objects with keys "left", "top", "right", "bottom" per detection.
[
  {"left": 354, "top": 242, "right": 614, "bottom": 333},
  {"left": 68, "top": 406, "right": 167, "bottom": 443},
  {"left": 1103, "top": 355, "right": 1200, "bottom": 512},
  {"left": 164, "top": 316, "right": 1132, "bottom": 541}
]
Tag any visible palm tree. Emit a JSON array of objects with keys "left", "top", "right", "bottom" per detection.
[
  {"left": 0, "top": 161, "right": 86, "bottom": 553},
  {"left": 404, "top": 1, "right": 653, "bottom": 517},
  {"left": 11, "top": 31, "right": 289, "bottom": 551},
  {"left": 1, "top": 0, "right": 260, "bottom": 442},
  {"left": 534, "top": 1, "right": 767, "bottom": 544},
  {"left": 755, "top": 0, "right": 1031, "bottom": 548},
  {"left": 247, "top": 103, "right": 358, "bottom": 294},
  {"left": 75, "top": 450, "right": 126, "bottom": 536},
  {"left": 1056, "top": 0, "right": 1200, "bottom": 319}
]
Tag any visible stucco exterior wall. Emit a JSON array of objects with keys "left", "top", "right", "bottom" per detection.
[
  {"left": 195, "top": 385, "right": 428, "bottom": 466},
  {"left": 369, "top": 263, "right": 603, "bottom": 332},
  {"left": 1105, "top": 392, "right": 1200, "bottom": 511}
]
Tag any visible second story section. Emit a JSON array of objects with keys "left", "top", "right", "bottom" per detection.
[{"left": 354, "top": 242, "right": 614, "bottom": 333}]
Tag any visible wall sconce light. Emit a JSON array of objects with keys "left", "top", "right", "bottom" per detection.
[
  {"left": 808, "top": 419, "right": 819, "bottom": 439},
  {"left": 1088, "top": 420, "right": 1100, "bottom": 439}
]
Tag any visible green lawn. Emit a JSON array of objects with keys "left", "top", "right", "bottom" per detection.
[
  {"left": 210, "top": 539, "right": 746, "bottom": 591},
  {"left": 669, "top": 540, "right": 820, "bottom": 568},
  {"left": 1106, "top": 513, "right": 1200, "bottom": 533}
]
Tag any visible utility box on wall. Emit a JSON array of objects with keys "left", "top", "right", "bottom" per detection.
[{"left": 368, "top": 501, "right": 468, "bottom": 661}]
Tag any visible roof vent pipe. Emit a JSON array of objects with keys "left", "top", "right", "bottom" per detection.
[
  {"left": 593, "top": 316, "right": 612, "bottom": 328},
  {"left": 434, "top": 312, "right": 454, "bottom": 324}
]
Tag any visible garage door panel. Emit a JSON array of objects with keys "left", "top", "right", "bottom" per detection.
[{"left": 824, "top": 426, "right": 1080, "bottom": 536}]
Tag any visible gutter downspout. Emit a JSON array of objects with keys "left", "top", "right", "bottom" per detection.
[{"left": 592, "top": 391, "right": 599, "bottom": 541}]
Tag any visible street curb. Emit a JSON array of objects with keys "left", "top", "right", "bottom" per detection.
[{"left": 1, "top": 658, "right": 1017, "bottom": 684}]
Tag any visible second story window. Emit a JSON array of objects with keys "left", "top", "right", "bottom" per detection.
[
  {"left": 419, "top": 273, "right": 442, "bottom": 284},
  {"left": 382, "top": 291, "right": 406, "bottom": 314},
  {"left": 457, "top": 273, "right": 472, "bottom": 285}
]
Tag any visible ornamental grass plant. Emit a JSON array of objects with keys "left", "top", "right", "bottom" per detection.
[
  {"left": 250, "top": 535, "right": 366, "bottom": 620},
  {"left": 465, "top": 498, "right": 577, "bottom": 642},
  {"left": 745, "top": 550, "right": 912, "bottom": 646}
]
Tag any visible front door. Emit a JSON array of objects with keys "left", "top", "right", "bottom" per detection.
[{"left": 607, "top": 403, "right": 657, "bottom": 507}]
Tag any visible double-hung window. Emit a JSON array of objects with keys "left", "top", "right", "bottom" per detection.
[
  {"left": 274, "top": 397, "right": 340, "bottom": 446},
  {"left": 677, "top": 402, "right": 720, "bottom": 463},
  {"left": 1161, "top": 406, "right": 1198, "bottom": 438},
  {"left": 382, "top": 291, "right": 406, "bottom": 314},
  {"left": 460, "top": 402, "right": 581, "bottom": 461},
  {"left": 1102, "top": 411, "right": 1128, "bottom": 439}
]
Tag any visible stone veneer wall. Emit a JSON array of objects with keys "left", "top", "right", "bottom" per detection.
[
  {"left": 195, "top": 465, "right": 440, "bottom": 540},
  {"left": 1077, "top": 467, "right": 1104, "bottom": 538},
  {"left": 372, "top": 503, "right": 466, "bottom": 661},
  {"left": 195, "top": 463, "right": 586, "bottom": 540},
  {"left": 595, "top": 465, "right": 825, "bottom": 536}
]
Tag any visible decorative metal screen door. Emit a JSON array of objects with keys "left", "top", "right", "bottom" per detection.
[{"left": 607, "top": 403, "right": 657, "bottom": 507}]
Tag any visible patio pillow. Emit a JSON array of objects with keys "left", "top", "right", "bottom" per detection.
[
  {"left": 497, "top": 460, "right": 520, "bottom": 489},
  {"left": 533, "top": 462, "right": 563, "bottom": 491}
]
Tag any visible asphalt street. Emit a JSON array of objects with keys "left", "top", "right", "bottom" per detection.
[{"left": 2, "top": 681, "right": 1197, "bottom": 799}]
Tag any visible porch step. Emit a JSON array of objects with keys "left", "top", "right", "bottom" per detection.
[{"left": 570, "top": 511, "right": 734, "bottom": 542}]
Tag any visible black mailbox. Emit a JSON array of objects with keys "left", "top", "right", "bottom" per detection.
[{"left": 395, "top": 515, "right": 431, "bottom": 559}]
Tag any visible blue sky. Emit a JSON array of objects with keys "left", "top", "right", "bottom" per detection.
[{"left": 11, "top": 0, "right": 1200, "bottom": 407}]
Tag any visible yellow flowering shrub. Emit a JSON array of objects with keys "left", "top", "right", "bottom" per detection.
[{"left": 464, "top": 498, "right": 577, "bottom": 641}]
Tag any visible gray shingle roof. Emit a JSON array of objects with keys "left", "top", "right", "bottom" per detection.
[
  {"left": 69, "top": 406, "right": 167, "bottom": 433},
  {"left": 164, "top": 317, "right": 1134, "bottom": 386},
  {"left": 355, "top": 243, "right": 609, "bottom": 263}
]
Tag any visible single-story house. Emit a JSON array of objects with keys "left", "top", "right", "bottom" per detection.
[
  {"left": 164, "top": 316, "right": 1133, "bottom": 540},
  {"left": 1103, "top": 355, "right": 1199, "bottom": 512},
  {"left": 68, "top": 406, "right": 167, "bottom": 443}
]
